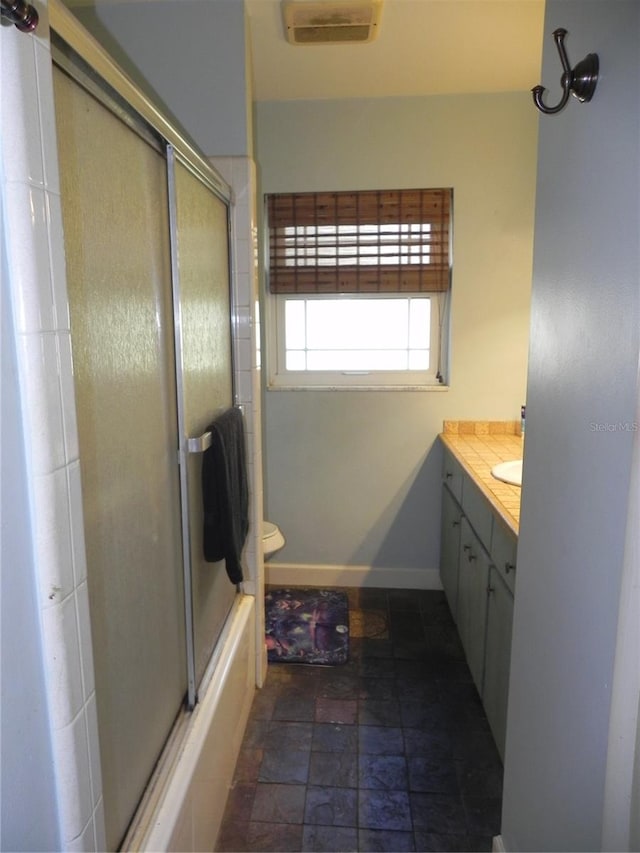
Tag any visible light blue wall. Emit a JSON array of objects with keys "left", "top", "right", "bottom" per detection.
[
  {"left": 502, "top": 2, "right": 640, "bottom": 849},
  {"left": 256, "top": 93, "right": 538, "bottom": 570},
  {"left": 74, "top": 0, "right": 252, "bottom": 156}
]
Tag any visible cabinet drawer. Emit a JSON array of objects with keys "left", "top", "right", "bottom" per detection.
[
  {"left": 462, "top": 475, "right": 493, "bottom": 550},
  {"left": 491, "top": 517, "right": 517, "bottom": 594},
  {"left": 442, "top": 448, "right": 463, "bottom": 503}
]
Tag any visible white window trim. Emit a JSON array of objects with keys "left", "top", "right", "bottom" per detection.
[{"left": 265, "top": 291, "right": 450, "bottom": 391}]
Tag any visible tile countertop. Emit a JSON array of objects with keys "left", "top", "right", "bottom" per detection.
[{"left": 439, "top": 421, "right": 524, "bottom": 536}]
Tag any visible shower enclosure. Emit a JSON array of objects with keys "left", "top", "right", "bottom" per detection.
[{"left": 53, "top": 32, "right": 238, "bottom": 850}]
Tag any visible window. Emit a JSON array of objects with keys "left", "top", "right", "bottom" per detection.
[{"left": 265, "top": 188, "right": 452, "bottom": 389}]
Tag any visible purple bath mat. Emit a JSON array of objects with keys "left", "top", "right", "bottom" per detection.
[{"left": 265, "top": 588, "right": 349, "bottom": 665}]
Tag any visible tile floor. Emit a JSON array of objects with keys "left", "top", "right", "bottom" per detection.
[{"left": 216, "top": 588, "right": 503, "bottom": 852}]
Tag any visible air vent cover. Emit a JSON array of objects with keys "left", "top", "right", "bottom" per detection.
[{"left": 282, "top": 0, "right": 382, "bottom": 45}]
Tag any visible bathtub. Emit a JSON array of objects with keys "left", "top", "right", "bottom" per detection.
[{"left": 123, "top": 594, "right": 256, "bottom": 852}]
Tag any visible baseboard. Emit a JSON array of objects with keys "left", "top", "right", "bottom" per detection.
[
  {"left": 264, "top": 562, "right": 442, "bottom": 590},
  {"left": 492, "top": 834, "right": 506, "bottom": 852}
]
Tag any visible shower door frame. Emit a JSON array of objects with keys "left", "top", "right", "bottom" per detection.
[
  {"left": 51, "top": 7, "right": 241, "bottom": 842},
  {"left": 51, "top": 29, "right": 236, "bottom": 712},
  {"left": 166, "top": 144, "right": 238, "bottom": 709}
]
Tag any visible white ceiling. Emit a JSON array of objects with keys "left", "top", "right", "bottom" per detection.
[{"left": 246, "top": 0, "right": 546, "bottom": 102}]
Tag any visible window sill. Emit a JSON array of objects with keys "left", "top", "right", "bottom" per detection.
[{"left": 266, "top": 383, "right": 450, "bottom": 392}]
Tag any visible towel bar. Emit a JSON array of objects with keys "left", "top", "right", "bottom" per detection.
[{"left": 187, "top": 431, "right": 212, "bottom": 453}]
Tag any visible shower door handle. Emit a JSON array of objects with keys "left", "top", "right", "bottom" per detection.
[{"left": 186, "top": 431, "right": 212, "bottom": 453}]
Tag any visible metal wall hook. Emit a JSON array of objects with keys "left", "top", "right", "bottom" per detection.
[
  {"left": 1, "top": 0, "right": 39, "bottom": 32},
  {"left": 532, "top": 28, "right": 598, "bottom": 115}
]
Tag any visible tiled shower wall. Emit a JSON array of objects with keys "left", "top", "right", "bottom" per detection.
[
  {"left": 2, "top": 7, "right": 263, "bottom": 847},
  {"left": 2, "top": 9, "right": 105, "bottom": 849}
]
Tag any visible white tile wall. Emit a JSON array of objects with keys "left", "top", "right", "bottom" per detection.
[
  {"left": 58, "top": 331, "right": 79, "bottom": 459},
  {"left": 76, "top": 580, "right": 95, "bottom": 696},
  {"left": 33, "top": 466, "right": 75, "bottom": 604},
  {"left": 1, "top": 32, "right": 44, "bottom": 187},
  {"left": 67, "top": 460, "right": 87, "bottom": 586},
  {"left": 1, "top": 10, "right": 105, "bottom": 849},
  {"left": 40, "top": 585, "right": 84, "bottom": 725},
  {"left": 15, "top": 332, "right": 67, "bottom": 472},
  {"left": 53, "top": 708, "right": 94, "bottom": 837}
]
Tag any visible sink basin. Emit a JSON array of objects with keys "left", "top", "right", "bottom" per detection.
[{"left": 491, "top": 459, "right": 523, "bottom": 487}]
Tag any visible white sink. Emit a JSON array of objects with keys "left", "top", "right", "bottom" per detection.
[{"left": 491, "top": 459, "right": 523, "bottom": 487}]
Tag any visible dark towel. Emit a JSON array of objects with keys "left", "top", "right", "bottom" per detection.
[{"left": 202, "top": 407, "right": 248, "bottom": 584}]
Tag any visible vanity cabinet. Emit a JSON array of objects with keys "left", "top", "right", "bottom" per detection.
[
  {"left": 440, "top": 486, "right": 463, "bottom": 614},
  {"left": 440, "top": 446, "right": 517, "bottom": 760},
  {"left": 457, "top": 517, "right": 490, "bottom": 693}
]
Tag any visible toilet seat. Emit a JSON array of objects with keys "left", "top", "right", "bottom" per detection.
[
  {"left": 263, "top": 521, "right": 279, "bottom": 540},
  {"left": 262, "top": 520, "right": 285, "bottom": 556}
]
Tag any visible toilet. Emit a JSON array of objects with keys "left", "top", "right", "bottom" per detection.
[{"left": 262, "top": 521, "right": 285, "bottom": 559}]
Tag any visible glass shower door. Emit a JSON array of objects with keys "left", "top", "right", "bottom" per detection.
[
  {"left": 171, "top": 158, "right": 237, "bottom": 695},
  {"left": 53, "top": 37, "right": 240, "bottom": 848},
  {"left": 53, "top": 67, "right": 186, "bottom": 851}
]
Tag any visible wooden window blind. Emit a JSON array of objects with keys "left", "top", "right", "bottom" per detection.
[{"left": 267, "top": 188, "right": 452, "bottom": 294}]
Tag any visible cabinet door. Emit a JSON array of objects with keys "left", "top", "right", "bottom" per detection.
[
  {"left": 440, "top": 486, "right": 463, "bottom": 617},
  {"left": 491, "top": 517, "right": 518, "bottom": 594},
  {"left": 457, "top": 518, "right": 490, "bottom": 693},
  {"left": 483, "top": 567, "right": 514, "bottom": 760},
  {"left": 442, "top": 448, "right": 464, "bottom": 503}
]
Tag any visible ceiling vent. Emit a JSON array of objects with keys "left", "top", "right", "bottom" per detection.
[{"left": 281, "top": 0, "right": 382, "bottom": 45}]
